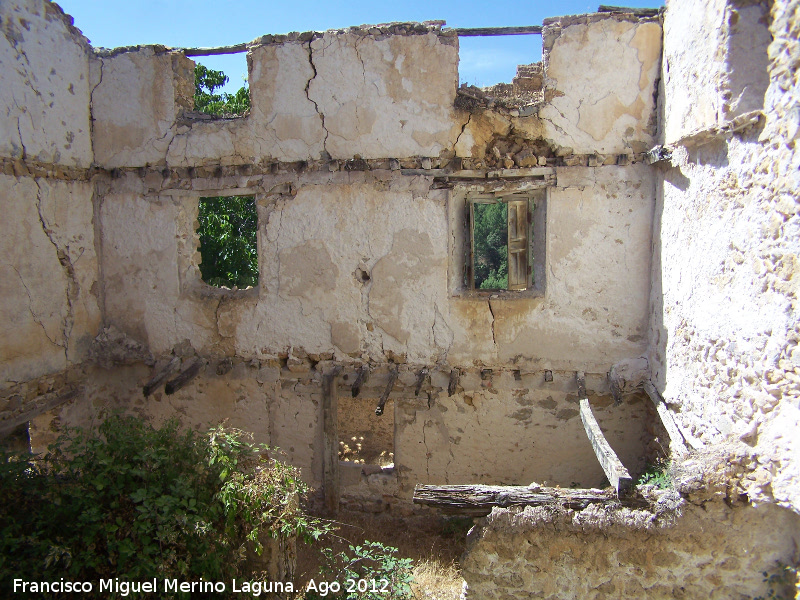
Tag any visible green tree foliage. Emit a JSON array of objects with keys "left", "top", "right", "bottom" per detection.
[
  {"left": 473, "top": 202, "right": 508, "bottom": 290},
  {"left": 0, "top": 416, "right": 329, "bottom": 597},
  {"left": 198, "top": 195, "right": 259, "bottom": 289},
  {"left": 194, "top": 63, "right": 250, "bottom": 116}
]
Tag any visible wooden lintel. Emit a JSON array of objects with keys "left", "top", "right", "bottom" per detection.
[
  {"left": 375, "top": 367, "right": 398, "bottom": 416},
  {"left": 598, "top": 5, "right": 660, "bottom": 17},
  {"left": 181, "top": 43, "right": 249, "bottom": 56},
  {"left": 164, "top": 358, "right": 205, "bottom": 395},
  {"left": 414, "top": 368, "right": 429, "bottom": 397},
  {"left": 450, "top": 26, "right": 543, "bottom": 36},
  {"left": 579, "top": 392, "right": 633, "bottom": 497},
  {"left": 323, "top": 365, "right": 343, "bottom": 515},
  {"left": 0, "top": 387, "right": 82, "bottom": 438},
  {"left": 448, "top": 368, "right": 460, "bottom": 397},
  {"left": 351, "top": 365, "right": 370, "bottom": 398},
  {"left": 642, "top": 380, "right": 689, "bottom": 457},
  {"left": 143, "top": 356, "right": 181, "bottom": 397},
  {"left": 413, "top": 484, "right": 644, "bottom": 516}
]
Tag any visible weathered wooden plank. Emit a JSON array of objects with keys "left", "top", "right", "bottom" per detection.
[
  {"left": 448, "top": 368, "right": 460, "bottom": 397},
  {"left": 323, "top": 365, "right": 343, "bottom": 515},
  {"left": 164, "top": 358, "right": 205, "bottom": 395},
  {"left": 598, "top": 5, "right": 660, "bottom": 17},
  {"left": 143, "top": 356, "right": 181, "bottom": 397},
  {"left": 487, "top": 167, "right": 554, "bottom": 179},
  {"left": 351, "top": 364, "right": 370, "bottom": 398},
  {"left": 579, "top": 390, "right": 633, "bottom": 497},
  {"left": 375, "top": 367, "right": 398, "bottom": 416},
  {"left": 181, "top": 43, "right": 249, "bottom": 56},
  {"left": 451, "top": 26, "right": 543, "bottom": 36},
  {"left": 0, "top": 387, "right": 82, "bottom": 438},
  {"left": 413, "top": 484, "right": 642, "bottom": 516},
  {"left": 642, "top": 380, "right": 690, "bottom": 456}
]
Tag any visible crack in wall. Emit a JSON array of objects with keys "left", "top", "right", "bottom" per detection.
[
  {"left": 422, "top": 418, "right": 431, "bottom": 478},
  {"left": 304, "top": 41, "right": 329, "bottom": 157},
  {"left": 10, "top": 264, "right": 62, "bottom": 350},
  {"left": 455, "top": 113, "right": 472, "bottom": 149},
  {"left": 34, "top": 180, "right": 77, "bottom": 361},
  {"left": 487, "top": 299, "right": 497, "bottom": 346}
]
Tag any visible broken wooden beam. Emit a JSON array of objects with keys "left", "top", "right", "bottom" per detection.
[
  {"left": 413, "top": 484, "right": 645, "bottom": 516},
  {"left": 143, "top": 356, "right": 181, "bottom": 397},
  {"left": 448, "top": 368, "right": 460, "bottom": 397},
  {"left": 164, "top": 358, "right": 205, "bottom": 395},
  {"left": 351, "top": 364, "right": 370, "bottom": 398},
  {"left": 642, "top": 380, "right": 689, "bottom": 457},
  {"left": 0, "top": 386, "right": 82, "bottom": 438},
  {"left": 414, "top": 368, "right": 429, "bottom": 397},
  {"left": 577, "top": 372, "right": 633, "bottom": 497},
  {"left": 323, "top": 365, "right": 343, "bottom": 515},
  {"left": 451, "top": 26, "right": 543, "bottom": 36},
  {"left": 375, "top": 367, "right": 398, "bottom": 416},
  {"left": 598, "top": 5, "right": 660, "bottom": 17}
]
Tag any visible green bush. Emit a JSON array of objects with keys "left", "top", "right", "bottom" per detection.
[
  {"left": 194, "top": 64, "right": 250, "bottom": 117},
  {"left": 0, "top": 416, "right": 327, "bottom": 597}
]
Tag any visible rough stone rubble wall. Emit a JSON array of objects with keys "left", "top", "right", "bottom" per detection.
[
  {"left": 650, "top": 0, "right": 800, "bottom": 512},
  {"left": 0, "top": 0, "right": 100, "bottom": 395}
]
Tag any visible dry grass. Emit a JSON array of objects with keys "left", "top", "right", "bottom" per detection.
[{"left": 295, "top": 509, "right": 468, "bottom": 600}]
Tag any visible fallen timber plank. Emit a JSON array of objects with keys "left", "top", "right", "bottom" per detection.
[
  {"left": 0, "top": 386, "right": 82, "bottom": 438},
  {"left": 577, "top": 372, "right": 633, "bottom": 497},
  {"left": 143, "top": 356, "right": 181, "bottom": 397},
  {"left": 642, "top": 380, "right": 690, "bottom": 457},
  {"left": 413, "top": 484, "right": 646, "bottom": 516},
  {"left": 164, "top": 358, "right": 205, "bottom": 395},
  {"left": 323, "top": 365, "right": 343, "bottom": 515}
]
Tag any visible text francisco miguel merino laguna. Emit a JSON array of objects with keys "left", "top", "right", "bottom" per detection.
[{"left": 13, "top": 578, "right": 302, "bottom": 596}]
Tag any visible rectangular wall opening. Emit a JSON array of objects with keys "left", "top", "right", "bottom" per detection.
[
  {"left": 337, "top": 395, "right": 395, "bottom": 468},
  {"left": 197, "top": 195, "right": 259, "bottom": 289}
]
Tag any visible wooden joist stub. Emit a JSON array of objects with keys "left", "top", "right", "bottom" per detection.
[
  {"left": 414, "top": 368, "right": 429, "bottom": 397},
  {"left": 143, "top": 356, "right": 180, "bottom": 397},
  {"left": 579, "top": 393, "right": 633, "bottom": 497},
  {"left": 375, "top": 367, "right": 398, "bottom": 416},
  {"left": 412, "top": 484, "right": 641, "bottom": 516},
  {"left": 323, "top": 365, "right": 343, "bottom": 515},
  {"left": 164, "top": 358, "right": 205, "bottom": 395},
  {"left": 351, "top": 364, "right": 370, "bottom": 398},
  {"left": 642, "top": 380, "right": 689, "bottom": 456},
  {"left": 448, "top": 368, "right": 460, "bottom": 397}
]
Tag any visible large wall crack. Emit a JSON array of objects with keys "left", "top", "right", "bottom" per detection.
[
  {"left": 305, "top": 41, "right": 329, "bottom": 156},
  {"left": 487, "top": 299, "right": 497, "bottom": 346},
  {"left": 10, "top": 265, "right": 63, "bottom": 350},
  {"left": 34, "top": 180, "right": 77, "bottom": 360}
]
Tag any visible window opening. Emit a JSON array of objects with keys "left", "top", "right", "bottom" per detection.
[
  {"left": 197, "top": 195, "right": 258, "bottom": 289},
  {"left": 337, "top": 395, "right": 394, "bottom": 468},
  {"left": 469, "top": 195, "right": 531, "bottom": 291}
]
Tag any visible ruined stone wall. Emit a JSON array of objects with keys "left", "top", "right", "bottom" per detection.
[
  {"left": 650, "top": 0, "right": 800, "bottom": 512},
  {"left": 0, "top": 4, "right": 664, "bottom": 500},
  {"left": 463, "top": 498, "right": 800, "bottom": 599},
  {"left": 0, "top": 0, "right": 100, "bottom": 409}
]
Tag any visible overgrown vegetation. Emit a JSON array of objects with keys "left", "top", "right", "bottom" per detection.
[
  {"left": 193, "top": 63, "right": 250, "bottom": 116},
  {"left": 197, "top": 195, "right": 259, "bottom": 289},
  {"left": 472, "top": 201, "right": 508, "bottom": 290},
  {"left": 753, "top": 562, "right": 799, "bottom": 600},
  {"left": 0, "top": 416, "right": 326, "bottom": 597},
  {"left": 636, "top": 460, "right": 672, "bottom": 489}
]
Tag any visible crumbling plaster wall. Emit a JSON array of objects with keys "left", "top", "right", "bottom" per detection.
[
  {"left": 650, "top": 0, "right": 800, "bottom": 512},
  {"left": 0, "top": 0, "right": 100, "bottom": 394}
]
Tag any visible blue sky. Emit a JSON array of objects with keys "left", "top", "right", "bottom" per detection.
[{"left": 58, "top": 0, "right": 664, "bottom": 91}]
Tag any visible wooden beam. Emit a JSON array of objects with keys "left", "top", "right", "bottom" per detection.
[
  {"left": 413, "top": 484, "right": 645, "bottom": 516},
  {"left": 598, "top": 5, "right": 660, "bottom": 17},
  {"left": 577, "top": 372, "right": 633, "bottom": 497},
  {"left": 351, "top": 364, "right": 370, "bottom": 398},
  {"left": 451, "top": 26, "right": 543, "bottom": 36},
  {"left": 143, "top": 356, "right": 181, "bottom": 397},
  {"left": 448, "top": 368, "right": 460, "bottom": 397},
  {"left": 0, "top": 387, "right": 82, "bottom": 438},
  {"left": 642, "top": 380, "right": 689, "bottom": 457},
  {"left": 414, "top": 368, "right": 429, "bottom": 397},
  {"left": 375, "top": 367, "right": 398, "bottom": 416},
  {"left": 164, "top": 358, "right": 205, "bottom": 395},
  {"left": 181, "top": 43, "right": 249, "bottom": 56},
  {"left": 323, "top": 365, "right": 343, "bottom": 515}
]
